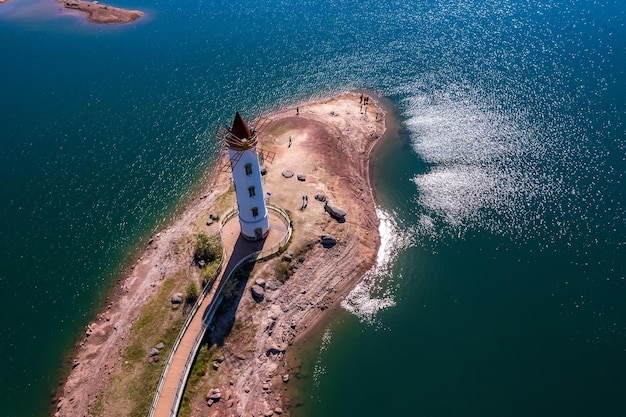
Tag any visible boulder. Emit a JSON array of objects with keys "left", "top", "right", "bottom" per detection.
[
  {"left": 297, "top": 173, "right": 306, "bottom": 181},
  {"left": 255, "top": 278, "right": 266, "bottom": 288},
  {"left": 282, "top": 250, "right": 294, "bottom": 262},
  {"left": 314, "top": 194, "right": 326, "bottom": 202},
  {"left": 251, "top": 284, "right": 265, "bottom": 301},
  {"left": 266, "top": 344, "right": 285, "bottom": 356},
  {"left": 149, "top": 348, "right": 160, "bottom": 357},
  {"left": 171, "top": 293, "right": 183, "bottom": 304},
  {"left": 282, "top": 374, "right": 290, "bottom": 383},
  {"left": 320, "top": 234, "right": 337, "bottom": 248},
  {"left": 155, "top": 342, "right": 165, "bottom": 350},
  {"left": 207, "top": 388, "right": 222, "bottom": 401},
  {"left": 282, "top": 170, "right": 294, "bottom": 178},
  {"left": 324, "top": 202, "right": 346, "bottom": 220}
]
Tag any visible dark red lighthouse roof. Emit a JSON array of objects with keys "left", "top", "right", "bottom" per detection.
[{"left": 230, "top": 112, "right": 252, "bottom": 140}]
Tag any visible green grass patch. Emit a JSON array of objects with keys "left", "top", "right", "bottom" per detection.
[
  {"left": 97, "top": 272, "right": 190, "bottom": 417},
  {"left": 178, "top": 344, "right": 219, "bottom": 417}
]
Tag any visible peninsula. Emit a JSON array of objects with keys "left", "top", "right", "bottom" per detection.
[
  {"left": 55, "top": 92, "right": 386, "bottom": 417},
  {"left": 58, "top": 0, "right": 143, "bottom": 24}
]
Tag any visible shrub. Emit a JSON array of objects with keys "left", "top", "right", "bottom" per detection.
[
  {"left": 185, "top": 281, "right": 199, "bottom": 302},
  {"left": 194, "top": 232, "right": 218, "bottom": 265},
  {"left": 275, "top": 261, "right": 292, "bottom": 283}
]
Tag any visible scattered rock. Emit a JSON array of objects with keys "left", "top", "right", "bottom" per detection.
[
  {"left": 314, "top": 193, "right": 326, "bottom": 202},
  {"left": 209, "top": 213, "right": 218, "bottom": 221},
  {"left": 320, "top": 234, "right": 337, "bottom": 248},
  {"left": 324, "top": 201, "right": 346, "bottom": 221},
  {"left": 282, "top": 374, "right": 290, "bottom": 383},
  {"left": 171, "top": 293, "right": 183, "bottom": 305},
  {"left": 213, "top": 361, "right": 220, "bottom": 371},
  {"left": 155, "top": 342, "right": 165, "bottom": 350},
  {"left": 262, "top": 383, "right": 270, "bottom": 391},
  {"left": 261, "top": 167, "right": 267, "bottom": 175},
  {"left": 207, "top": 388, "right": 222, "bottom": 401},
  {"left": 282, "top": 170, "right": 294, "bottom": 178},
  {"left": 149, "top": 348, "right": 160, "bottom": 357},
  {"left": 251, "top": 284, "right": 265, "bottom": 302},
  {"left": 255, "top": 278, "right": 266, "bottom": 288},
  {"left": 266, "top": 344, "right": 285, "bottom": 356},
  {"left": 275, "top": 407, "right": 284, "bottom": 414},
  {"left": 264, "top": 410, "right": 274, "bottom": 417},
  {"left": 297, "top": 173, "right": 306, "bottom": 181},
  {"left": 282, "top": 250, "right": 294, "bottom": 262}
]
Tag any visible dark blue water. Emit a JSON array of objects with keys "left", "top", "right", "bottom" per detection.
[{"left": 0, "top": 0, "right": 624, "bottom": 416}]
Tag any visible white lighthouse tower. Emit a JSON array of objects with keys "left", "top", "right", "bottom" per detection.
[{"left": 223, "top": 112, "right": 270, "bottom": 241}]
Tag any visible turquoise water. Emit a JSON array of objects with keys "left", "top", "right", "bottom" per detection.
[{"left": 0, "top": 0, "right": 624, "bottom": 416}]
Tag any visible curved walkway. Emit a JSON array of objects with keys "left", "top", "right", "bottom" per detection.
[{"left": 148, "top": 207, "right": 290, "bottom": 417}]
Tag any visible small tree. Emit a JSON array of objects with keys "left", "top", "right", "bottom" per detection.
[
  {"left": 185, "top": 281, "right": 199, "bottom": 303},
  {"left": 194, "top": 232, "right": 217, "bottom": 266}
]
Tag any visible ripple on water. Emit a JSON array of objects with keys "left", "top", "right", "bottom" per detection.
[
  {"left": 341, "top": 208, "right": 410, "bottom": 324},
  {"left": 402, "top": 88, "right": 568, "bottom": 242}
]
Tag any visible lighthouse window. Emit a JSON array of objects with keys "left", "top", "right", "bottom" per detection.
[
  {"left": 248, "top": 186, "right": 256, "bottom": 197},
  {"left": 251, "top": 207, "right": 259, "bottom": 217},
  {"left": 244, "top": 163, "right": 253, "bottom": 176}
]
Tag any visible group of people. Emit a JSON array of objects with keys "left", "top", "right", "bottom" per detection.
[
  {"left": 301, "top": 195, "right": 309, "bottom": 210},
  {"left": 359, "top": 93, "right": 371, "bottom": 115}
]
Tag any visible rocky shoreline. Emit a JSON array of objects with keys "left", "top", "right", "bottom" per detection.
[{"left": 55, "top": 91, "right": 387, "bottom": 417}]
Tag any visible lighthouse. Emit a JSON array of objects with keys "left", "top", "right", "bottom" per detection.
[{"left": 224, "top": 112, "right": 270, "bottom": 241}]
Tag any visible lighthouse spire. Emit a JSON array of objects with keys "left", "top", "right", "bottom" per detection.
[{"left": 231, "top": 112, "right": 252, "bottom": 140}]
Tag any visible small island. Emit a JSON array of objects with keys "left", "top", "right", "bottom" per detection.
[
  {"left": 55, "top": 92, "right": 387, "bottom": 417},
  {"left": 59, "top": 0, "right": 143, "bottom": 24}
]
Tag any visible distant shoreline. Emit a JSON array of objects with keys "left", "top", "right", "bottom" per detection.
[{"left": 57, "top": 0, "right": 143, "bottom": 24}]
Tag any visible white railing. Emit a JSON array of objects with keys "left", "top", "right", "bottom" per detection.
[
  {"left": 148, "top": 204, "right": 291, "bottom": 417},
  {"left": 147, "top": 254, "right": 225, "bottom": 417}
]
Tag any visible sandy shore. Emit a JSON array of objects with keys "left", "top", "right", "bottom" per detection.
[
  {"left": 58, "top": 0, "right": 143, "bottom": 24},
  {"left": 55, "top": 91, "right": 386, "bottom": 417}
]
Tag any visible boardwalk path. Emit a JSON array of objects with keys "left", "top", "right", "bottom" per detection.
[{"left": 149, "top": 208, "right": 290, "bottom": 417}]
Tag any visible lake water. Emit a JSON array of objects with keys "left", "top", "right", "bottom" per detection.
[{"left": 0, "top": 0, "right": 624, "bottom": 416}]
